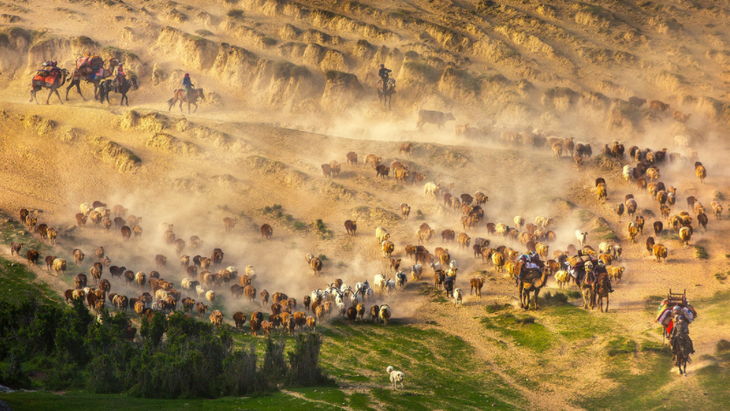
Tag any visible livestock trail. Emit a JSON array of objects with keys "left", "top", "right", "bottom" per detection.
[{"left": 1, "top": 97, "right": 730, "bottom": 410}]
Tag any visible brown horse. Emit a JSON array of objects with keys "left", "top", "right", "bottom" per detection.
[
  {"left": 518, "top": 266, "right": 550, "bottom": 310},
  {"left": 168, "top": 88, "right": 205, "bottom": 113},
  {"left": 595, "top": 273, "right": 611, "bottom": 312},
  {"left": 30, "top": 68, "right": 70, "bottom": 104}
]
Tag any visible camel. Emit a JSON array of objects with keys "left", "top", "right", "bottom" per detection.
[
  {"left": 377, "top": 78, "right": 396, "bottom": 110},
  {"left": 98, "top": 77, "right": 139, "bottom": 106},
  {"left": 595, "top": 273, "right": 611, "bottom": 312},
  {"left": 30, "top": 68, "right": 70, "bottom": 104},
  {"left": 168, "top": 88, "right": 205, "bottom": 113},
  {"left": 517, "top": 263, "right": 550, "bottom": 310},
  {"left": 66, "top": 57, "right": 118, "bottom": 101}
]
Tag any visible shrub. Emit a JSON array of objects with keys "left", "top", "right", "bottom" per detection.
[{"left": 287, "top": 333, "right": 332, "bottom": 386}]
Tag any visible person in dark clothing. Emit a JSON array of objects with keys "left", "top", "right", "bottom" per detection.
[
  {"left": 378, "top": 64, "right": 391, "bottom": 93},
  {"left": 670, "top": 313, "right": 694, "bottom": 354},
  {"left": 183, "top": 73, "right": 194, "bottom": 101},
  {"left": 592, "top": 260, "right": 614, "bottom": 294}
]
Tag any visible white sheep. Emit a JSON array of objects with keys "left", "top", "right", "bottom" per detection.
[
  {"left": 205, "top": 290, "right": 216, "bottom": 303},
  {"left": 575, "top": 230, "right": 587, "bottom": 248},
  {"left": 386, "top": 366, "right": 404, "bottom": 390},
  {"left": 80, "top": 203, "right": 91, "bottom": 216},
  {"left": 449, "top": 260, "right": 458, "bottom": 270},
  {"left": 623, "top": 165, "right": 634, "bottom": 181},
  {"left": 385, "top": 279, "right": 396, "bottom": 295},
  {"left": 453, "top": 288, "right": 463, "bottom": 306},
  {"left": 430, "top": 261, "right": 442, "bottom": 272},
  {"left": 181, "top": 278, "right": 192, "bottom": 291},
  {"left": 374, "top": 274, "right": 387, "bottom": 293},
  {"left": 196, "top": 284, "right": 207, "bottom": 297},
  {"left": 375, "top": 227, "right": 390, "bottom": 244},
  {"left": 245, "top": 265, "right": 256, "bottom": 279}
]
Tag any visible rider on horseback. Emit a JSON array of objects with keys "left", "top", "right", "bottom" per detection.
[
  {"left": 183, "top": 73, "right": 194, "bottom": 101},
  {"left": 378, "top": 64, "right": 392, "bottom": 92},
  {"left": 670, "top": 311, "right": 694, "bottom": 354},
  {"left": 113, "top": 63, "right": 126, "bottom": 90},
  {"left": 592, "top": 260, "right": 614, "bottom": 294}
]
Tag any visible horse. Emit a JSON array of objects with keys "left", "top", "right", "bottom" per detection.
[
  {"left": 30, "top": 68, "right": 70, "bottom": 105},
  {"left": 98, "top": 77, "right": 139, "bottom": 106},
  {"left": 377, "top": 78, "right": 395, "bottom": 110},
  {"left": 168, "top": 88, "right": 205, "bottom": 113},
  {"left": 672, "top": 333, "right": 692, "bottom": 376},
  {"left": 595, "top": 272, "right": 611, "bottom": 312},
  {"left": 65, "top": 60, "right": 116, "bottom": 101}
]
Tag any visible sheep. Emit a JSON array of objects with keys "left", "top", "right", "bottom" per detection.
[
  {"left": 365, "top": 154, "right": 381, "bottom": 169},
  {"left": 711, "top": 201, "right": 723, "bottom": 219},
  {"left": 491, "top": 252, "right": 505, "bottom": 272},
  {"left": 10, "top": 242, "right": 23, "bottom": 257},
  {"left": 696, "top": 163, "right": 707, "bottom": 183},
  {"left": 453, "top": 288, "right": 463, "bottom": 306},
  {"left": 554, "top": 270, "right": 570, "bottom": 288},
  {"left": 52, "top": 258, "right": 66, "bottom": 276},
  {"left": 209, "top": 310, "right": 224, "bottom": 328},
  {"left": 653, "top": 243, "right": 668, "bottom": 262},
  {"left": 379, "top": 304, "right": 392, "bottom": 325},
  {"left": 606, "top": 266, "right": 625, "bottom": 283},
  {"left": 575, "top": 231, "right": 587, "bottom": 248},
  {"left": 628, "top": 222, "right": 639, "bottom": 243},
  {"left": 375, "top": 227, "right": 390, "bottom": 244},
  {"left": 410, "top": 264, "right": 423, "bottom": 281},
  {"left": 623, "top": 165, "right": 634, "bottom": 181},
  {"left": 626, "top": 199, "right": 637, "bottom": 217},
  {"left": 424, "top": 182, "right": 441, "bottom": 198},
  {"left": 679, "top": 226, "right": 692, "bottom": 247},
  {"left": 195, "top": 303, "right": 209, "bottom": 318},
  {"left": 400, "top": 203, "right": 411, "bottom": 219},
  {"left": 386, "top": 366, "right": 405, "bottom": 390},
  {"left": 344, "top": 220, "right": 357, "bottom": 236},
  {"left": 469, "top": 277, "right": 484, "bottom": 297},
  {"left": 346, "top": 151, "right": 358, "bottom": 166},
  {"left": 233, "top": 311, "right": 247, "bottom": 329},
  {"left": 382, "top": 240, "right": 395, "bottom": 257}
]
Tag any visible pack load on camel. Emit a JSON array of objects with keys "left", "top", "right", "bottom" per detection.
[
  {"left": 76, "top": 54, "right": 105, "bottom": 79},
  {"left": 565, "top": 254, "right": 598, "bottom": 285},
  {"left": 32, "top": 61, "right": 61, "bottom": 86}
]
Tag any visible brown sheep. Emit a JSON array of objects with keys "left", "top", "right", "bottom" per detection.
[
  {"left": 441, "top": 229, "right": 456, "bottom": 242},
  {"left": 346, "top": 306, "right": 357, "bottom": 323},
  {"left": 321, "top": 163, "right": 332, "bottom": 178},
  {"left": 653, "top": 243, "right": 668, "bottom": 262},
  {"left": 260, "top": 224, "right": 273, "bottom": 240},
  {"left": 399, "top": 142, "right": 412, "bottom": 155},
  {"left": 10, "top": 242, "right": 23, "bottom": 257},
  {"left": 243, "top": 285, "right": 256, "bottom": 303},
  {"left": 272, "top": 292, "right": 289, "bottom": 305},
  {"left": 696, "top": 164, "right": 706, "bottom": 183},
  {"left": 653, "top": 221, "right": 663, "bottom": 236},
  {"left": 376, "top": 164, "right": 390, "bottom": 178},
  {"left": 303, "top": 295, "right": 311, "bottom": 311},
  {"left": 346, "top": 151, "right": 358, "bottom": 166},
  {"left": 626, "top": 199, "right": 637, "bottom": 217},
  {"left": 223, "top": 217, "right": 237, "bottom": 233},
  {"left": 155, "top": 254, "right": 167, "bottom": 268},
  {"left": 649, "top": 100, "right": 670, "bottom": 111},
  {"left": 260, "top": 290, "right": 269, "bottom": 307},
  {"left": 230, "top": 284, "right": 243, "bottom": 299},
  {"left": 196, "top": 302, "right": 209, "bottom": 318},
  {"left": 400, "top": 203, "right": 411, "bottom": 219},
  {"left": 306, "top": 316, "right": 316, "bottom": 331},
  {"left": 370, "top": 305, "right": 380, "bottom": 323},
  {"left": 457, "top": 233, "right": 471, "bottom": 249},
  {"left": 211, "top": 249, "right": 224, "bottom": 266},
  {"left": 635, "top": 215, "right": 645, "bottom": 234},
  {"left": 711, "top": 201, "right": 723, "bottom": 219},
  {"left": 45, "top": 255, "right": 56, "bottom": 272},
  {"left": 344, "top": 220, "right": 357, "bottom": 236},
  {"left": 646, "top": 237, "right": 656, "bottom": 255},
  {"left": 697, "top": 212, "right": 708, "bottom": 231},
  {"left": 209, "top": 310, "right": 224, "bottom": 328},
  {"left": 552, "top": 142, "right": 562, "bottom": 158},
  {"left": 75, "top": 273, "right": 88, "bottom": 289},
  {"left": 627, "top": 222, "right": 639, "bottom": 243},
  {"left": 365, "top": 154, "right": 381, "bottom": 169},
  {"left": 330, "top": 161, "right": 341, "bottom": 176},
  {"left": 233, "top": 311, "right": 247, "bottom": 329},
  {"left": 596, "top": 183, "right": 607, "bottom": 200},
  {"left": 293, "top": 311, "right": 306, "bottom": 329},
  {"left": 95, "top": 246, "right": 105, "bottom": 262},
  {"left": 393, "top": 167, "right": 409, "bottom": 183},
  {"left": 470, "top": 278, "right": 484, "bottom": 297}
]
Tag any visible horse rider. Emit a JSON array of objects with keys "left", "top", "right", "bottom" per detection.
[
  {"left": 669, "top": 310, "right": 694, "bottom": 354},
  {"left": 183, "top": 73, "right": 194, "bottom": 101},
  {"left": 592, "top": 260, "right": 614, "bottom": 294},
  {"left": 113, "top": 63, "right": 126, "bottom": 90},
  {"left": 378, "top": 64, "right": 392, "bottom": 92},
  {"left": 516, "top": 251, "right": 540, "bottom": 286}
]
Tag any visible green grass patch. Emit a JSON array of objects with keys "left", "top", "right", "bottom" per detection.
[
  {"left": 313, "top": 219, "right": 334, "bottom": 240},
  {"left": 606, "top": 336, "right": 637, "bottom": 356},
  {"left": 694, "top": 245, "right": 708, "bottom": 259},
  {"left": 0, "top": 258, "right": 61, "bottom": 303},
  {"left": 481, "top": 313, "right": 552, "bottom": 352}
]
